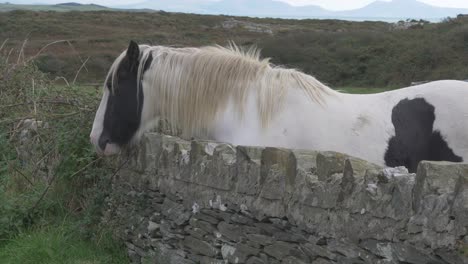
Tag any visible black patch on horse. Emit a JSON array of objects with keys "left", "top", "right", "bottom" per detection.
[
  {"left": 384, "top": 98, "right": 462, "bottom": 173},
  {"left": 98, "top": 41, "right": 153, "bottom": 150}
]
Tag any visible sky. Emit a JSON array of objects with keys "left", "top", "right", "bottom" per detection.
[{"left": 7, "top": 0, "right": 468, "bottom": 11}]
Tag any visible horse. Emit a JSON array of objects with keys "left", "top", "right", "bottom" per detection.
[{"left": 90, "top": 41, "right": 468, "bottom": 173}]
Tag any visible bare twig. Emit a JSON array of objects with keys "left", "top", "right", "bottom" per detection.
[
  {"left": 47, "top": 111, "right": 79, "bottom": 119},
  {"left": 110, "top": 156, "right": 131, "bottom": 181},
  {"left": 0, "top": 38, "right": 8, "bottom": 52},
  {"left": 54, "top": 76, "right": 70, "bottom": 87},
  {"left": 0, "top": 99, "right": 79, "bottom": 109},
  {"left": 17, "top": 39, "right": 28, "bottom": 65},
  {"left": 5, "top": 48, "right": 13, "bottom": 64},
  {"left": 0, "top": 116, "right": 33, "bottom": 125},
  {"left": 29, "top": 161, "right": 61, "bottom": 213},
  {"left": 0, "top": 102, "right": 26, "bottom": 109},
  {"left": 28, "top": 40, "right": 68, "bottom": 62},
  {"left": 69, "top": 156, "right": 102, "bottom": 179},
  {"left": 72, "top": 56, "right": 90, "bottom": 85},
  {"left": 27, "top": 40, "right": 89, "bottom": 73},
  {"left": 11, "top": 165, "right": 34, "bottom": 187},
  {"left": 32, "top": 78, "right": 37, "bottom": 116}
]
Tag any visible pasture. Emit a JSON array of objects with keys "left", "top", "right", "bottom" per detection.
[
  {"left": 1, "top": 10, "right": 468, "bottom": 87},
  {"left": 1, "top": 8, "right": 468, "bottom": 264}
]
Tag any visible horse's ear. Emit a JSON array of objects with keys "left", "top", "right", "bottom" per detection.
[{"left": 126, "top": 40, "right": 140, "bottom": 71}]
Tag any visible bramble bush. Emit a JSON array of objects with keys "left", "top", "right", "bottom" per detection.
[{"left": 0, "top": 41, "right": 128, "bottom": 263}]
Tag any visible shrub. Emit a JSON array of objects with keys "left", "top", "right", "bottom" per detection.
[{"left": 0, "top": 42, "right": 128, "bottom": 262}]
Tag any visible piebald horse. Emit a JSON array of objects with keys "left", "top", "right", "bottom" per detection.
[{"left": 90, "top": 41, "right": 468, "bottom": 172}]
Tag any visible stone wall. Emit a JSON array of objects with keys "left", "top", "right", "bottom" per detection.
[{"left": 102, "top": 132, "right": 468, "bottom": 264}]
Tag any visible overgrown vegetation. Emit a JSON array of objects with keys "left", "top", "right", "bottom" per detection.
[
  {"left": 0, "top": 42, "right": 128, "bottom": 263},
  {"left": 1, "top": 10, "right": 468, "bottom": 87}
]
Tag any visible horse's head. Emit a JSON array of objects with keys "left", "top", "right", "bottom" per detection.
[{"left": 90, "top": 41, "right": 150, "bottom": 155}]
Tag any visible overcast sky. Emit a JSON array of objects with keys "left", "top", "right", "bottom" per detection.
[{"left": 8, "top": 0, "right": 468, "bottom": 11}]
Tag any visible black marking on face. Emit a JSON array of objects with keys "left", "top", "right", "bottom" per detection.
[
  {"left": 384, "top": 98, "right": 462, "bottom": 173},
  {"left": 98, "top": 41, "right": 153, "bottom": 150}
]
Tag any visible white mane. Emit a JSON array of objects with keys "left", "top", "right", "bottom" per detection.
[{"left": 108, "top": 43, "right": 333, "bottom": 138}]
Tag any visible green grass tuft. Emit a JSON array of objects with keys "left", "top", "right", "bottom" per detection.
[
  {"left": 336, "top": 87, "right": 394, "bottom": 94},
  {"left": 0, "top": 224, "right": 128, "bottom": 264}
]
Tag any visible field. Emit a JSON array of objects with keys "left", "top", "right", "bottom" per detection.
[
  {"left": 1, "top": 10, "right": 468, "bottom": 88},
  {"left": 1, "top": 8, "right": 468, "bottom": 263}
]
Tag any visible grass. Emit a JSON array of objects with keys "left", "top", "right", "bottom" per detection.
[
  {"left": 460, "top": 242, "right": 468, "bottom": 258},
  {"left": 336, "top": 86, "right": 394, "bottom": 94},
  {"left": 0, "top": 223, "right": 128, "bottom": 264},
  {"left": 3, "top": 9, "right": 468, "bottom": 87}
]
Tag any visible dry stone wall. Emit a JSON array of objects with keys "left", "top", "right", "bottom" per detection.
[{"left": 102, "top": 132, "right": 468, "bottom": 264}]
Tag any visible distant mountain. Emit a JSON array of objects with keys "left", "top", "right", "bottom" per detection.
[
  {"left": 114, "top": 0, "right": 214, "bottom": 14},
  {"left": 2, "top": 0, "right": 468, "bottom": 21},
  {"left": 200, "top": 0, "right": 329, "bottom": 17},
  {"left": 57, "top": 2, "right": 107, "bottom": 8},
  {"left": 117, "top": 0, "right": 468, "bottom": 21},
  {"left": 0, "top": 2, "right": 111, "bottom": 12},
  {"left": 337, "top": 0, "right": 468, "bottom": 19},
  {"left": 0, "top": 2, "right": 155, "bottom": 12}
]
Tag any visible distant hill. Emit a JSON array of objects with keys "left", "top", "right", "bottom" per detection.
[
  {"left": 0, "top": 2, "right": 111, "bottom": 12},
  {"left": 57, "top": 2, "right": 107, "bottom": 9},
  {"left": 0, "top": 2, "right": 155, "bottom": 12},
  {"left": 200, "top": 0, "right": 330, "bottom": 17},
  {"left": 337, "top": 0, "right": 468, "bottom": 19},
  {"left": 117, "top": 0, "right": 468, "bottom": 21},
  {"left": 2, "top": 0, "right": 468, "bottom": 21}
]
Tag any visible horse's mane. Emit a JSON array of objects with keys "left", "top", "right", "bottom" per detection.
[{"left": 107, "top": 43, "right": 332, "bottom": 138}]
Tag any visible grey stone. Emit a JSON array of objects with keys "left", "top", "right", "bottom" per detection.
[
  {"left": 200, "top": 209, "right": 232, "bottom": 222},
  {"left": 335, "top": 256, "right": 366, "bottom": 264},
  {"left": 254, "top": 223, "right": 283, "bottom": 236},
  {"left": 160, "top": 221, "right": 178, "bottom": 240},
  {"left": 218, "top": 222, "right": 243, "bottom": 242},
  {"left": 246, "top": 256, "right": 267, "bottom": 264},
  {"left": 301, "top": 243, "right": 337, "bottom": 261},
  {"left": 182, "top": 237, "right": 219, "bottom": 257},
  {"left": 260, "top": 148, "right": 297, "bottom": 200},
  {"left": 148, "top": 242, "right": 195, "bottom": 264},
  {"left": 316, "top": 151, "right": 347, "bottom": 181},
  {"left": 190, "top": 218, "right": 217, "bottom": 234},
  {"left": 264, "top": 241, "right": 298, "bottom": 260},
  {"left": 128, "top": 249, "right": 141, "bottom": 264},
  {"left": 359, "top": 240, "right": 444, "bottom": 264},
  {"left": 231, "top": 214, "right": 255, "bottom": 225},
  {"left": 148, "top": 221, "right": 160, "bottom": 233},
  {"left": 162, "top": 199, "right": 190, "bottom": 225},
  {"left": 435, "top": 248, "right": 468, "bottom": 264},
  {"left": 186, "top": 226, "right": 208, "bottom": 240},
  {"left": 190, "top": 141, "right": 237, "bottom": 191},
  {"left": 194, "top": 213, "right": 221, "bottom": 225},
  {"left": 413, "top": 161, "right": 468, "bottom": 212},
  {"left": 281, "top": 256, "right": 308, "bottom": 264},
  {"left": 188, "top": 254, "right": 225, "bottom": 264},
  {"left": 273, "top": 231, "right": 307, "bottom": 243},
  {"left": 236, "top": 146, "right": 263, "bottom": 195},
  {"left": 246, "top": 234, "right": 275, "bottom": 246},
  {"left": 222, "top": 243, "right": 260, "bottom": 263},
  {"left": 312, "top": 258, "right": 334, "bottom": 264}
]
